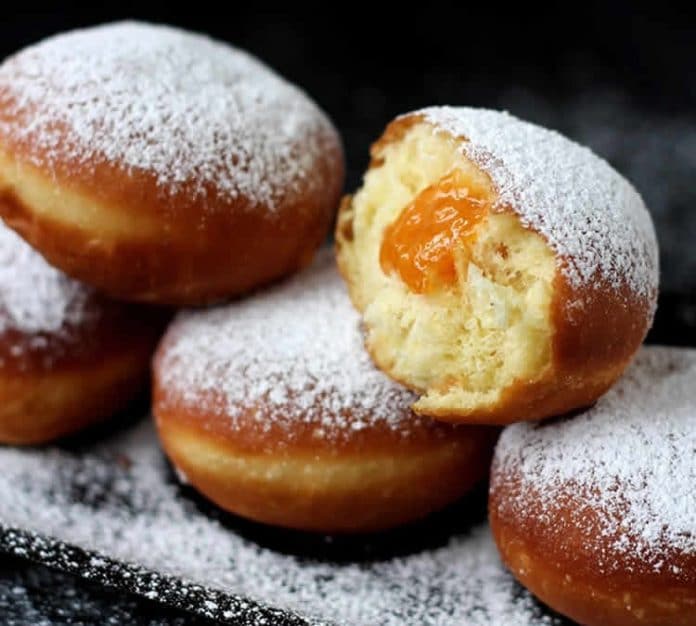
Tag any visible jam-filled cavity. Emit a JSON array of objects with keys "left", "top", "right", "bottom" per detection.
[{"left": 379, "top": 170, "right": 489, "bottom": 293}]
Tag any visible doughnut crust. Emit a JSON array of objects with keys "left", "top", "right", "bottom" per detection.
[
  {"left": 0, "top": 22, "right": 344, "bottom": 305},
  {"left": 490, "top": 347, "right": 696, "bottom": 626},
  {"left": 336, "top": 107, "right": 658, "bottom": 425},
  {"left": 0, "top": 225, "right": 163, "bottom": 444},
  {"left": 153, "top": 251, "right": 497, "bottom": 532}
]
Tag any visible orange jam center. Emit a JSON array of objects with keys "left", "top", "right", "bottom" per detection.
[{"left": 379, "top": 170, "right": 489, "bottom": 293}]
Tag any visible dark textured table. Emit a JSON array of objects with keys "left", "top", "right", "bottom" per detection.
[{"left": 0, "top": 556, "right": 215, "bottom": 625}]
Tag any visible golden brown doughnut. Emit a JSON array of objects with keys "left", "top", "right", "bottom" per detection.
[
  {"left": 0, "top": 224, "right": 163, "bottom": 445},
  {"left": 0, "top": 22, "right": 344, "bottom": 306},
  {"left": 336, "top": 107, "right": 658, "bottom": 425},
  {"left": 153, "top": 251, "right": 497, "bottom": 533},
  {"left": 490, "top": 347, "right": 696, "bottom": 626}
]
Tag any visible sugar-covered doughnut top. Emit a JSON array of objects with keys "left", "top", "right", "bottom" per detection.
[
  {"left": 0, "top": 225, "right": 93, "bottom": 338},
  {"left": 157, "top": 251, "right": 449, "bottom": 442},
  {"left": 494, "top": 346, "right": 696, "bottom": 572},
  {"left": 415, "top": 107, "right": 658, "bottom": 298},
  {"left": 0, "top": 21, "right": 337, "bottom": 209}
]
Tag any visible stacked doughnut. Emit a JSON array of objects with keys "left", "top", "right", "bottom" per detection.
[
  {"left": 153, "top": 252, "right": 496, "bottom": 532},
  {"left": 490, "top": 347, "right": 696, "bottom": 626},
  {"left": 0, "top": 224, "right": 162, "bottom": 444},
  {"left": 1, "top": 18, "right": 691, "bottom": 625},
  {"left": 337, "top": 106, "right": 696, "bottom": 626},
  {"left": 0, "top": 21, "right": 343, "bottom": 305},
  {"left": 0, "top": 21, "right": 343, "bottom": 443},
  {"left": 336, "top": 106, "right": 658, "bottom": 424}
]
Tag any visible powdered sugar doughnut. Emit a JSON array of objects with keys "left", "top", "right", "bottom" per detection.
[
  {"left": 153, "top": 251, "right": 496, "bottom": 532},
  {"left": 0, "top": 225, "right": 163, "bottom": 444},
  {"left": 336, "top": 107, "right": 658, "bottom": 424},
  {"left": 490, "top": 346, "right": 696, "bottom": 626},
  {"left": 0, "top": 21, "right": 344, "bottom": 305}
]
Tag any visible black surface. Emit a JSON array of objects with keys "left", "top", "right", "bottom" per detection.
[
  {"left": 0, "top": 555, "right": 218, "bottom": 626},
  {"left": 0, "top": 527, "right": 310, "bottom": 626},
  {"left": 0, "top": 4, "right": 695, "bottom": 624}
]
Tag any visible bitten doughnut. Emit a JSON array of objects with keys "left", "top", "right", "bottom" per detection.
[
  {"left": 490, "top": 346, "right": 696, "bottom": 626},
  {"left": 153, "top": 251, "right": 497, "bottom": 533},
  {"left": 0, "top": 225, "right": 163, "bottom": 445},
  {"left": 336, "top": 107, "right": 658, "bottom": 425},
  {"left": 0, "top": 22, "right": 344, "bottom": 305}
]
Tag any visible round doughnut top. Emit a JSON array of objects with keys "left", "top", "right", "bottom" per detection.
[
  {"left": 0, "top": 21, "right": 337, "bottom": 210},
  {"left": 157, "top": 250, "right": 447, "bottom": 443},
  {"left": 412, "top": 107, "right": 658, "bottom": 297},
  {"left": 494, "top": 346, "right": 696, "bottom": 571},
  {"left": 0, "top": 224, "right": 94, "bottom": 338}
]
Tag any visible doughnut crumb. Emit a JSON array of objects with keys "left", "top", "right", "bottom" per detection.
[{"left": 336, "top": 107, "right": 659, "bottom": 423}]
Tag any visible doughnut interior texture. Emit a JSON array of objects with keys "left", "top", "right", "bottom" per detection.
[
  {"left": 153, "top": 254, "right": 498, "bottom": 532},
  {"left": 336, "top": 111, "right": 658, "bottom": 424}
]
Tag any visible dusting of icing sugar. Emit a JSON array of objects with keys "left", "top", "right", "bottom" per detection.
[
  {"left": 0, "top": 225, "right": 92, "bottom": 336},
  {"left": 159, "top": 250, "right": 435, "bottom": 442},
  {"left": 0, "top": 21, "right": 338, "bottom": 210},
  {"left": 493, "top": 346, "right": 696, "bottom": 574},
  {"left": 0, "top": 418, "right": 559, "bottom": 624},
  {"left": 418, "top": 106, "right": 659, "bottom": 297}
]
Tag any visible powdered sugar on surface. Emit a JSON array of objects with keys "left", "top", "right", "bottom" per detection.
[
  {"left": 0, "top": 225, "right": 92, "bottom": 336},
  {"left": 418, "top": 107, "right": 659, "bottom": 297},
  {"left": 494, "top": 346, "right": 696, "bottom": 573},
  {"left": 159, "top": 250, "right": 435, "bottom": 442},
  {"left": 0, "top": 417, "right": 559, "bottom": 625},
  {"left": 0, "top": 21, "right": 336, "bottom": 210}
]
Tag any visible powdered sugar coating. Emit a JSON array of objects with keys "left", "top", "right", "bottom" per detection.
[
  {"left": 418, "top": 107, "right": 659, "bottom": 297},
  {"left": 0, "top": 21, "right": 338, "bottom": 209},
  {"left": 159, "top": 250, "right": 438, "bottom": 442},
  {"left": 493, "top": 346, "right": 696, "bottom": 575},
  {"left": 0, "top": 224, "right": 92, "bottom": 337},
  {"left": 0, "top": 418, "right": 559, "bottom": 625}
]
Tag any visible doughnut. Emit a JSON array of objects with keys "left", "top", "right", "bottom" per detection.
[
  {"left": 490, "top": 346, "right": 696, "bottom": 626},
  {"left": 0, "top": 224, "right": 163, "bottom": 445},
  {"left": 336, "top": 107, "right": 658, "bottom": 425},
  {"left": 152, "top": 251, "right": 497, "bottom": 533},
  {"left": 0, "top": 22, "right": 344, "bottom": 306}
]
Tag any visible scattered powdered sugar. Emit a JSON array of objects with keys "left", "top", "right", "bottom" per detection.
[
  {"left": 418, "top": 106, "right": 659, "bottom": 297},
  {"left": 0, "top": 224, "right": 92, "bottom": 336},
  {"left": 0, "top": 417, "right": 560, "bottom": 625},
  {"left": 0, "top": 21, "right": 337, "bottom": 209},
  {"left": 493, "top": 346, "right": 696, "bottom": 573},
  {"left": 159, "top": 250, "right": 434, "bottom": 442}
]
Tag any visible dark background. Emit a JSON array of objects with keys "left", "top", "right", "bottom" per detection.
[{"left": 1, "top": 4, "right": 695, "bottom": 624}]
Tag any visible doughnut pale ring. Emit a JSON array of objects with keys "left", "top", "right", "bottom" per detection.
[
  {"left": 153, "top": 251, "right": 496, "bottom": 532},
  {"left": 0, "top": 22, "right": 344, "bottom": 305},
  {"left": 0, "top": 225, "right": 163, "bottom": 444},
  {"left": 490, "top": 347, "right": 696, "bottom": 626},
  {"left": 336, "top": 107, "right": 658, "bottom": 425}
]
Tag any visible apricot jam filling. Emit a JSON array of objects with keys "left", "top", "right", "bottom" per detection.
[{"left": 379, "top": 170, "right": 489, "bottom": 293}]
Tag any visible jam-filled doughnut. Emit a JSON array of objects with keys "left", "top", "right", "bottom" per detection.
[
  {"left": 336, "top": 107, "right": 658, "bottom": 425},
  {"left": 0, "top": 21, "right": 344, "bottom": 305},
  {"left": 153, "top": 251, "right": 497, "bottom": 532},
  {"left": 0, "top": 225, "right": 163, "bottom": 445},
  {"left": 490, "top": 346, "right": 696, "bottom": 626}
]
